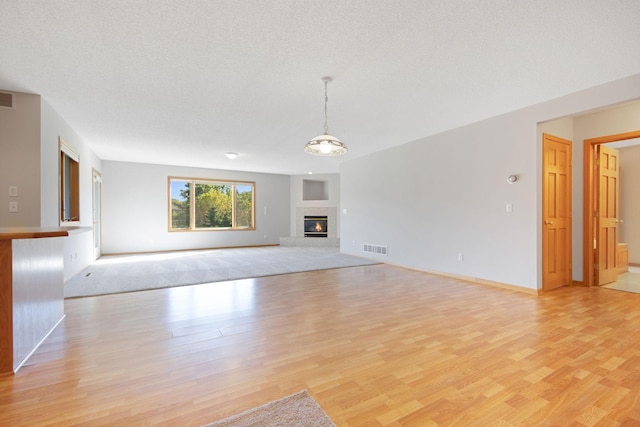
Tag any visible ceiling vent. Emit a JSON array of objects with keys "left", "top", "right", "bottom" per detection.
[{"left": 0, "top": 92, "right": 15, "bottom": 109}]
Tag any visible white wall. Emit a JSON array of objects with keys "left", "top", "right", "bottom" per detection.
[
  {"left": 40, "top": 99, "right": 102, "bottom": 228},
  {"left": 620, "top": 145, "right": 640, "bottom": 265},
  {"left": 340, "top": 74, "right": 640, "bottom": 291},
  {"left": 101, "top": 160, "right": 290, "bottom": 254},
  {"left": 0, "top": 92, "right": 41, "bottom": 227},
  {"left": 341, "top": 112, "right": 537, "bottom": 289},
  {"left": 0, "top": 92, "right": 99, "bottom": 280},
  {"left": 40, "top": 98, "right": 102, "bottom": 280}
]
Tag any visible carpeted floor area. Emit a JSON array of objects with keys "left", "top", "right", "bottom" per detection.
[{"left": 65, "top": 246, "right": 380, "bottom": 298}]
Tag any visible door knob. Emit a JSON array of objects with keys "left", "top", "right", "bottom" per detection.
[{"left": 544, "top": 220, "right": 554, "bottom": 225}]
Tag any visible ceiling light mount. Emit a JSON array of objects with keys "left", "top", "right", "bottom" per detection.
[
  {"left": 304, "top": 76, "right": 347, "bottom": 156},
  {"left": 225, "top": 152, "right": 238, "bottom": 160}
]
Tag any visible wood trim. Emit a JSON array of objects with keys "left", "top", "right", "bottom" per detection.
[
  {"left": 0, "top": 228, "right": 69, "bottom": 240},
  {"left": 582, "top": 130, "right": 640, "bottom": 287},
  {"left": 0, "top": 240, "right": 13, "bottom": 373},
  {"left": 583, "top": 139, "right": 593, "bottom": 287},
  {"left": 59, "top": 138, "right": 81, "bottom": 224},
  {"left": 584, "top": 130, "right": 640, "bottom": 145},
  {"left": 69, "top": 158, "right": 80, "bottom": 220},
  {"left": 385, "top": 261, "right": 541, "bottom": 295}
]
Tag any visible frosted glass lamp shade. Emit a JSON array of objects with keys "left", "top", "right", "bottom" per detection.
[{"left": 304, "top": 133, "right": 348, "bottom": 156}]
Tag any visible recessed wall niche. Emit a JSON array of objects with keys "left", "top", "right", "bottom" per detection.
[{"left": 302, "top": 179, "right": 328, "bottom": 201}]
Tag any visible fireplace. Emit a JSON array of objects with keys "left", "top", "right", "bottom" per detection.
[{"left": 304, "top": 216, "right": 328, "bottom": 238}]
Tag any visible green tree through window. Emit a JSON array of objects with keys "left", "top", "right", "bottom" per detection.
[
  {"left": 169, "top": 178, "right": 254, "bottom": 230},
  {"left": 171, "top": 181, "right": 190, "bottom": 229},
  {"left": 235, "top": 185, "right": 253, "bottom": 228}
]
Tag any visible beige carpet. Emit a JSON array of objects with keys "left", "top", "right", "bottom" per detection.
[
  {"left": 65, "top": 246, "right": 379, "bottom": 298},
  {"left": 203, "top": 390, "right": 336, "bottom": 427}
]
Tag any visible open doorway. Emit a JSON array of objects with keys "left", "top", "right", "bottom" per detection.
[
  {"left": 92, "top": 169, "right": 102, "bottom": 261},
  {"left": 583, "top": 131, "right": 640, "bottom": 287}
]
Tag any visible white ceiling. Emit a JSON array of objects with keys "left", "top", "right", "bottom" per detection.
[
  {"left": 1, "top": 1, "right": 639, "bottom": 175},
  {"left": 608, "top": 137, "right": 640, "bottom": 148}
]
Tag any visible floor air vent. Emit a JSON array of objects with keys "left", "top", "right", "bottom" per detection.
[{"left": 363, "top": 244, "right": 388, "bottom": 256}]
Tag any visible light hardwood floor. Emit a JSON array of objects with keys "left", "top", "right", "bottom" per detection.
[{"left": 2, "top": 264, "right": 640, "bottom": 426}]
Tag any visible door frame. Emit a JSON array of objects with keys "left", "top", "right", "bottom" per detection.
[{"left": 582, "top": 130, "right": 640, "bottom": 287}]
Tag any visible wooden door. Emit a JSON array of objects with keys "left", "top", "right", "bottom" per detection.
[
  {"left": 596, "top": 145, "right": 620, "bottom": 286},
  {"left": 542, "top": 134, "right": 572, "bottom": 291}
]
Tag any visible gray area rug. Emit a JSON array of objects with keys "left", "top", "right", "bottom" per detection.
[
  {"left": 202, "top": 390, "right": 336, "bottom": 427},
  {"left": 65, "top": 246, "right": 379, "bottom": 298}
]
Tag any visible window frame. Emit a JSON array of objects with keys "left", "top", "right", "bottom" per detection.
[
  {"left": 59, "top": 138, "right": 80, "bottom": 225},
  {"left": 168, "top": 176, "right": 256, "bottom": 232}
]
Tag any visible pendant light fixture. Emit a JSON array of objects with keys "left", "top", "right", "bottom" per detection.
[{"left": 304, "top": 76, "right": 347, "bottom": 156}]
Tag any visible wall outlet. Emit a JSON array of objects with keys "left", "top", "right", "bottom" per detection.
[
  {"left": 457, "top": 253, "right": 464, "bottom": 262},
  {"left": 9, "top": 201, "right": 18, "bottom": 212}
]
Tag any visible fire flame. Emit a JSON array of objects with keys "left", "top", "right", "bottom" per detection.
[{"left": 314, "top": 222, "right": 323, "bottom": 232}]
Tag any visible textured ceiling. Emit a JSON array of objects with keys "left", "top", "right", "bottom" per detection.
[{"left": 1, "top": 1, "right": 639, "bottom": 175}]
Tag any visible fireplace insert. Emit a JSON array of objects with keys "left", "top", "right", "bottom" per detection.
[{"left": 304, "top": 216, "right": 328, "bottom": 237}]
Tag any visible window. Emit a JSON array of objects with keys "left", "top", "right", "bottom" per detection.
[
  {"left": 60, "top": 139, "right": 80, "bottom": 224},
  {"left": 169, "top": 177, "right": 255, "bottom": 231}
]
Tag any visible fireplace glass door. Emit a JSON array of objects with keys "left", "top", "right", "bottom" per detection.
[{"left": 304, "top": 216, "right": 328, "bottom": 237}]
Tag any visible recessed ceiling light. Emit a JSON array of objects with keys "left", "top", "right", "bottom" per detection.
[{"left": 225, "top": 152, "right": 238, "bottom": 160}]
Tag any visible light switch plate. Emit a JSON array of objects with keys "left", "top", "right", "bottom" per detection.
[{"left": 9, "top": 186, "right": 17, "bottom": 197}]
